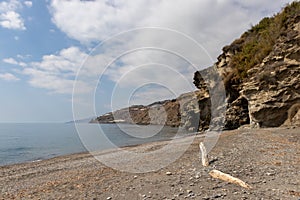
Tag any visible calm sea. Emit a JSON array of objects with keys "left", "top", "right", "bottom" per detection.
[{"left": 0, "top": 123, "right": 186, "bottom": 166}]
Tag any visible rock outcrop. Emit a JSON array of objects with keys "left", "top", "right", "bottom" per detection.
[
  {"left": 94, "top": 2, "right": 300, "bottom": 131},
  {"left": 92, "top": 99, "right": 182, "bottom": 126},
  {"left": 194, "top": 1, "right": 300, "bottom": 129},
  {"left": 92, "top": 91, "right": 203, "bottom": 130}
]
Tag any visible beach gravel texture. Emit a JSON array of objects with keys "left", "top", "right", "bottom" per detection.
[{"left": 0, "top": 127, "right": 299, "bottom": 199}]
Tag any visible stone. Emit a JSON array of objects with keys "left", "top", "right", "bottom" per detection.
[
  {"left": 94, "top": 3, "right": 300, "bottom": 131},
  {"left": 193, "top": 7, "right": 300, "bottom": 130}
]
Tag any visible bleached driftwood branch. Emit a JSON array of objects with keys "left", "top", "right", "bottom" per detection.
[
  {"left": 199, "top": 142, "right": 209, "bottom": 167},
  {"left": 209, "top": 169, "right": 252, "bottom": 189}
]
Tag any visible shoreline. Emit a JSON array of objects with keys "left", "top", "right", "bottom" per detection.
[
  {"left": 1, "top": 127, "right": 299, "bottom": 199},
  {"left": 0, "top": 130, "right": 202, "bottom": 168}
]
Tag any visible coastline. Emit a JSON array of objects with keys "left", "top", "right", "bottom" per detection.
[
  {"left": 0, "top": 130, "right": 201, "bottom": 168},
  {"left": 0, "top": 123, "right": 192, "bottom": 167},
  {"left": 1, "top": 127, "right": 299, "bottom": 199}
]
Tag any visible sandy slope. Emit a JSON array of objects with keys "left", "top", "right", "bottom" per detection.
[{"left": 0, "top": 127, "right": 299, "bottom": 200}]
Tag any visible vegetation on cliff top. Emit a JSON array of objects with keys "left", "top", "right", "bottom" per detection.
[{"left": 227, "top": 1, "right": 300, "bottom": 80}]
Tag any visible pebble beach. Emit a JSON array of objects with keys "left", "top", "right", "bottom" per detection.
[{"left": 1, "top": 127, "right": 299, "bottom": 199}]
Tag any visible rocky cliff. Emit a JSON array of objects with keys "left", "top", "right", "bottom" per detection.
[
  {"left": 194, "top": 1, "right": 300, "bottom": 129},
  {"left": 94, "top": 2, "right": 300, "bottom": 131},
  {"left": 92, "top": 91, "right": 204, "bottom": 131}
]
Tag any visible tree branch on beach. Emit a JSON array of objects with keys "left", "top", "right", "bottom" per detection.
[
  {"left": 199, "top": 142, "right": 209, "bottom": 167},
  {"left": 209, "top": 169, "right": 252, "bottom": 189}
]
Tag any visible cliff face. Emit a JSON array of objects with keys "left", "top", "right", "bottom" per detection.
[
  {"left": 194, "top": 1, "right": 300, "bottom": 129},
  {"left": 92, "top": 90, "right": 206, "bottom": 131},
  {"left": 94, "top": 2, "right": 300, "bottom": 131}
]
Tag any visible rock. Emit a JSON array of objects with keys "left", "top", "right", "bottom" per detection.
[
  {"left": 242, "top": 61, "right": 300, "bottom": 127},
  {"left": 166, "top": 172, "right": 172, "bottom": 176},
  {"left": 194, "top": 3, "right": 300, "bottom": 130},
  {"left": 177, "top": 192, "right": 184, "bottom": 196},
  {"left": 266, "top": 172, "right": 275, "bottom": 176},
  {"left": 93, "top": 91, "right": 202, "bottom": 131},
  {"left": 94, "top": 2, "right": 300, "bottom": 131},
  {"left": 213, "top": 194, "right": 223, "bottom": 198}
]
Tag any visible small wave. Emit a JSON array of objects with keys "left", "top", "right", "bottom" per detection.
[
  {"left": 0, "top": 146, "right": 32, "bottom": 153},
  {"left": 30, "top": 159, "right": 42, "bottom": 163}
]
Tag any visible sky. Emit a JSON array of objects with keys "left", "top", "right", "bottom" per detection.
[{"left": 0, "top": 0, "right": 295, "bottom": 123}]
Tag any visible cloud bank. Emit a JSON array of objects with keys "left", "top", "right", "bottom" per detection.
[
  {"left": 0, "top": 72, "right": 19, "bottom": 81},
  {"left": 22, "top": 47, "right": 90, "bottom": 94},
  {"left": 0, "top": 0, "right": 32, "bottom": 30},
  {"left": 20, "top": 0, "right": 295, "bottom": 111}
]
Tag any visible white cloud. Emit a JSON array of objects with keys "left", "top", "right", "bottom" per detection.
[
  {"left": 49, "top": 0, "right": 294, "bottom": 47},
  {"left": 0, "top": 72, "right": 19, "bottom": 81},
  {"left": 0, "top": 0, "right": 21, "bottom": 12},
  {"left": 17, "top": 54, "right": 31, "bottom": 59},
  {"left": 0, "top": 10, "right": 25, "bottom": 30},
  {"left": 24, "top": 1, "right": 32, "bottom": 8},
  {"left": 3, "top": 57, "right": 27, "bottom": 67},
  {"left": 49, "top": 0, "right": 295, "bottom": 96},
  {"left": 3, "top": 57, "right": 18, "bottom": 65},
  {"left": 23, "top": 68, "right": 90, "bottom": 94},
  {"left": 49, "top": 0, "right": 295, "bottom": 113},
  {"left": 18, "top": 62, "right": 26, "bottom": 67},
  {"left": 32, "top": 0, "right": 294, "bottom": 108},
  {"left": 31, "top": 47, "right": 87, "bottom": 73},
  {"left": 0, "top": 0, "right": 26, "bottom": 30},
  {"left": 49, "top": 0, "right": 148, "bottom": 44},
  {"left": 22, "top": 46, "right": 91, "bottom": 94}
]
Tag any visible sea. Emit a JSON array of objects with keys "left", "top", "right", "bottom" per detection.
[{"left": 0, "top": 123, "right": 188, "bottom": 166}]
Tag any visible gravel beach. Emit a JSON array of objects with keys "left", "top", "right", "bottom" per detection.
[{"left": 1, "top": 127, "right": 299, "bottom": 200}]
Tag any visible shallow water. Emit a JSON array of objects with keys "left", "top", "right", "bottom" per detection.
[{"left": 0, "top": 123, "right": 188, "bottom": 166}]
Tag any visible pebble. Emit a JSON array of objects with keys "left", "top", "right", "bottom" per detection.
[
  {"left": 174, "top": 189, "right": 184, "bottom": 197},
  {"left": 107, "top": 197, "right": 112, "bottom": 200},
  {"left": 213, "top": 194, "right": 222, "bottom": 198},
  {"left": 166, "top": 172, "right": 173, "bottom": 175},
  {"left": 266, "top": 172, "right": 275, "bottom": 176}
]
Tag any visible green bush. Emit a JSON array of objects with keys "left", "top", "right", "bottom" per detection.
[{"left": 228, "top": 1, "right": 300, "bottom": 80}]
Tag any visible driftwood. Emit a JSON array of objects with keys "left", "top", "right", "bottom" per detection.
[
  {"left": 199, "top": 142, "right": 209, "bottom": 167},
  {"left": 209, "top": 169, "right": 252, "bottom": 189}
]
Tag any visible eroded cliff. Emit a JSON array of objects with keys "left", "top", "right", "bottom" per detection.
[
  {"left": 194, "top": 1, "right": 300, "bottom": 129},
  {"left": 94, "top": 2, "right": 300, "bottom": 131}
]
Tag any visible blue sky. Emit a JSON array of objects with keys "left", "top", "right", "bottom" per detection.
[{"left": 0, "top": 0, "right": 294, "bottom": 122}]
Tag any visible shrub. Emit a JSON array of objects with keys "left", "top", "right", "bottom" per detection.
[{"left": 228, "top": 1, "right": 300, "bottom": 80}]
